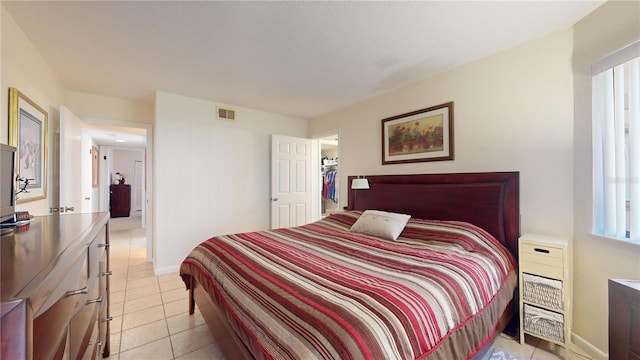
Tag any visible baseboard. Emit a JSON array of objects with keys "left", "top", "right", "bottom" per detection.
[
  {"left": 154, "top": 264, "right": 180, "bottom": 276},
  {"left": 571, "top": 332, "right": 608, "bottom": 360}
]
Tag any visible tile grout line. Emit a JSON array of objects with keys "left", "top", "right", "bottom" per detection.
[{"left": 111, "top": 222, "right": 183, "bottom": 359}]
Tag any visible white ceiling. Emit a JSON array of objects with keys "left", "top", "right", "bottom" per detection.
[
  {"left": 3, "top": 1, "right": 603, "bottom": 143},
  {"left": 81, "top": 122, "right": 147, "bottom": 148}
]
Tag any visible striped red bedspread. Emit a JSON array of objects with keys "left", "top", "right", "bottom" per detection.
[{"left": 180, "top": 211, "right": 517, "bottom": 360}]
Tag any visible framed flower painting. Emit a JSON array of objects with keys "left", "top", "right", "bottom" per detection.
[{"left": 381, "top": 102, "right": 454, "bottom": 165}]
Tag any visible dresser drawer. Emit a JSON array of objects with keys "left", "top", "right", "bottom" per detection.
[
  {"left": 0, "top": 300, "right": 29, "bottom": 360},
  {"left": 521, "top": 260, "right": 564, "bottom": 279},
  {"left": 520, "top": 243, "right": 564, "bottom": 276},
  {"left": 33, "top": 295, "right": 76, "bottom": 359},
  {"left": 522, "top": 273, "right": 564, "bottom": 309},
  {"left": 69, "top": 275, "right": 101, "bottom": 360},
  {"left": 82, "top": 322, "right": 100, "bottom": 360},
  {"left": 523, "top": 304, "right": 565, "bottom": 343},
  {"left": 98, "top": 257, "right": 111, "bottom": 358},
  {"left": 521, "top": 243, "right": 564, "bottom": 264},
  {"left": 69, "top": 302, "right": 98, "bottom": 360},
  {"left": 28, "top": 251, "right": 89, "bottom": 318},
  {"left": 88, "top": 230, "right": 108, "bottom": 276}
]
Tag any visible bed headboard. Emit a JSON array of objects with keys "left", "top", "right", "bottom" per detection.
[{"left": 347, "top": 172, "right": 520, "bottom": 259}]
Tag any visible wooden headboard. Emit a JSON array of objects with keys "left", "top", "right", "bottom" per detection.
[{"left": 347, "top": 172, "right": 520, "bottom": 260}]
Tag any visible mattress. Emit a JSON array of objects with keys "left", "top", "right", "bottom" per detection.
[{"left": 180, "top": 211, "right": 517, "bottom": 360}]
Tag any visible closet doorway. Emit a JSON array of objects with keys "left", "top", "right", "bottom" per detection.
[{"left": 319, "top": 132, "right": 340, "bottom": 217}]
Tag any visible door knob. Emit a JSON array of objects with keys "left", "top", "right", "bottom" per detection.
[{"left": 272, "top": 197, "right": 278, "bottom": 202}]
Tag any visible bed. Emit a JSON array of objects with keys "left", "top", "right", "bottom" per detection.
[{"left": 180, "top": 171, "right": 520, "bottom": 360}]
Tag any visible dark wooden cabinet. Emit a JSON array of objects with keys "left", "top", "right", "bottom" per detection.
[
  {"left": 0, "top": 299, "right": 30, "bottom": 359},
  {"left": 609, "top": 279, "right": 640, "bottom": 360},
  {"left": 1, "top": 213, "right": 111, "bottom": 360},
  {"left": 110, "top": 184, "right": 131, "bottom": 218}
]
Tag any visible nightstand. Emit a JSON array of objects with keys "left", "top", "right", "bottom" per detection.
[{"left": 518, "top": 233, "right": 571, "bottom": 358}]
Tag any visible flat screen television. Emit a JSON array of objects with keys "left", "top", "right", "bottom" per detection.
[{"left": 0, "top": 144, "right": 16, "bottom": 223}]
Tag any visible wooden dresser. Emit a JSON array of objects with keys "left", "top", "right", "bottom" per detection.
[
  {"left": 109, "top": 184, "right": 131, "bottom": 218},
  {"left": 1, "top": 213, "right": 111, "bottom": 360},
  {"left": 609, "top": 279, "right": 640, "bottom": 360}
]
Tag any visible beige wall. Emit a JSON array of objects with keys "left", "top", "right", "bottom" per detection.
[
  {"left": 1, "top": 6, "right": 66, "bottom": 215},
  {"left": 310, "top": 29, "right": 575, "bottom": 239},
  {"left": 67, "top": 91, "right": 154, "bottom": 125},
  {"left": 154, "top": 91, "right": 308, "bottom": 273},
  {"left": 572, "top": 1, "right": 640, "bottom": 357}
]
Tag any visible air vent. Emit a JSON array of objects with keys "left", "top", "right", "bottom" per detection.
[{"left": 217, "top": 106, "right": 236, "bottom": 121}]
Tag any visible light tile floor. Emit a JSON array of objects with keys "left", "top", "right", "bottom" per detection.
[
  {"left": 488, "top": 333, "right": 593, "bottom": 360},
  {"left": 106, "top": 215, "right": 227, "bottom": 360},
  {"left": 105, "top": 215, "right": 593, "bottom": 360}
]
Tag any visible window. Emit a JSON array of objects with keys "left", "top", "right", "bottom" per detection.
[{"left": 592, "top": 42, "right": 640, "bottom": 242}]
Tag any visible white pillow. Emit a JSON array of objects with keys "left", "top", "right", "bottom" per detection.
[{"left": 350, "top": 210, "right": 411, "bottom": 241}]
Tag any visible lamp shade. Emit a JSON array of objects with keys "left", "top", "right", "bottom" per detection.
[{"left": 351, "top": 178, "right": 370, "bottom": 190}]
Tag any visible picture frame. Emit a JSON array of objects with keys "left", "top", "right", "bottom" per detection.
[
  {"left": 382, "top": 101, "right": 454, "bottom": 165},
  {"left": 8, "top": 87, "right": 49, "bottom": 203},
  {"left": 92, "top": 146, "right": 99, "bottom": 188}
]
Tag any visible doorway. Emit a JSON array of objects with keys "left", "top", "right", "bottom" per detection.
[
  {"left": 82, "top": 118, "right": 154, "bottom": 263},
  {"left": 271, "top": 131, "right": 340, "bottom": 224},
  {"left": 318, "top": 132, "right": 340, "bottom": 217}
]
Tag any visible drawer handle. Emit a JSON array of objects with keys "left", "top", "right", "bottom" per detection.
[
  {"left": 66, "top": 287, "right": 89, "bottom": 297},
  {"left": 98, "top": 243, "right": 110, "bottom": 249},
  {"left": 102, "top": 271, "right": 113, "bottom": 276},
  {"left": 534, "top": 248, "right": 550, "bottom": 254},
  {"left": 86, "top": 296, "right": 103, "bottom": 304},
  {"left": 102, "top": 316, "right": 113, "bottom": 322}
]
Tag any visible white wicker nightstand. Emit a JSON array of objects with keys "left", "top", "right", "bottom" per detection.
[{"left": 518, "top": 233, "right": 571, "bottom": 358}]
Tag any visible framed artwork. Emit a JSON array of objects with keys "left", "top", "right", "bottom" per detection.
[
  {"left": 92, "top": 146, "right": 99, "bottom": 188},
  {"left": 382, "top": 101, "right": 454, "bottom": 165},
  {"left": 8, "top": 88, "right": 49, "bottom": 203}
]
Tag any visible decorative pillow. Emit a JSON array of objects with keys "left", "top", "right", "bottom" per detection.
[{"left": 350, "top": 210, "right": 411, "bottom": 241}]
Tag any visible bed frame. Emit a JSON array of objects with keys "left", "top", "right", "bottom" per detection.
[
  {"left": 189, "top": 171, "right": 520, "bottom": 359},
  {"left": 347, "top": 172, "right": 520, "bottom": 259}
]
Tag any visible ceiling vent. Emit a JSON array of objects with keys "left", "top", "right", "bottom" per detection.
[{"left": 217, "top": 106, "right": 236, "bottom": 121}]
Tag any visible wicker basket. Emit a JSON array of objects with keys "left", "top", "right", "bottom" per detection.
[
  {"left": 524, "top": 304, "right": 564, "bottom": 343},
  {"left": 522, "top": 273, "right": 563, "bottom": 310}
]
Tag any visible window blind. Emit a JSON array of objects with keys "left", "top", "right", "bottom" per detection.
[{"left": 592, "top": 55, "right": 640, "bottom": 241}]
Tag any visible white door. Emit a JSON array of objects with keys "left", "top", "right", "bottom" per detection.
[
  {"left": 59, "top": 106, "right": 85, "bottom": 214},
  {"left": 271, "top": 134, "right": 313, "bottom": 229}
]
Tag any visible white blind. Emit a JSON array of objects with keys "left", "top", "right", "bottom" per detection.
[
  {"left": 629, "top": 57, "right": 640, "bottom": 240},
  {"left": 592, "top": 54, "right": 640, "bottom": 241}
]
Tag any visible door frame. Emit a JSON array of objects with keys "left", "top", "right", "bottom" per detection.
[
  {"left": 83, "top": 117, "right": 154, "bottom": 263},
  {"left": 311, "top": 129, "right": 340, "bottom": 221}
]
